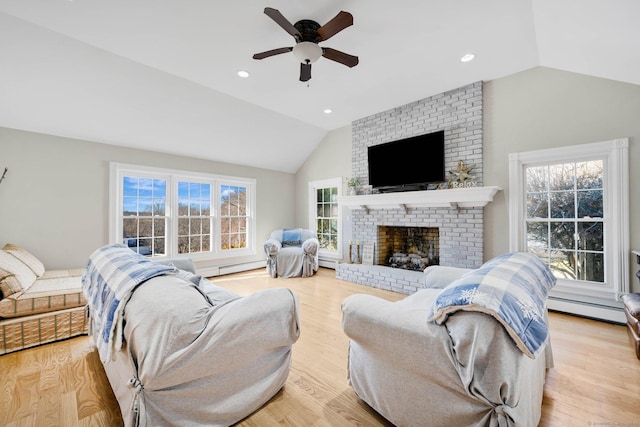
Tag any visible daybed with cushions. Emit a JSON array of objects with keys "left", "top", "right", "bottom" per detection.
[
  {"left": 0, "top": 244, "right": 87, "bottom": 355},
  {"left": 264, "top": 228, "right": 319, "bottom": 278},
  {"left": 82, "top": 244, "right": 300, "bottom": 427},
  {"left": 342, "top": 252, "right": 556, "bottom": 427}
]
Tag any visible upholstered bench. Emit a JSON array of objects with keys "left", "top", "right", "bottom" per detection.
[
  {"left": 621, "top": 293, "right": 640, "bottom": 359},
  {"left": 0, "top": 244, "right": 88, "bottom": 354}
]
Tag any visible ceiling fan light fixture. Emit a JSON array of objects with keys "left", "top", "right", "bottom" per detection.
[{"left": 293, "top": 41, "right": 322, "bottom": 64}]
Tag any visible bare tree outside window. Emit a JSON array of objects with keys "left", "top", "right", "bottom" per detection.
[
  {"left": 177, "top": 181, "right": 213, "bottom": 254},
  {"left": 525, "top": 160, "right": 604, "bottom": 283},
  {"left": 122, "top": 176, "right": 167, "bottom": 256},
  {"left": 220, "top": 185, "right": 247, "bottom": 250}
]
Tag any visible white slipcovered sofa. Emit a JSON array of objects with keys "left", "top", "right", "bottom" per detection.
[
  {"left": 82, "top": 244, "right": 300, "bottom": 427},
  {"left": 342, "top": 253, "right": 555, "bottom": 427},
  {"left": 264, "top": 228, "right": 319, "bottom": 278}
]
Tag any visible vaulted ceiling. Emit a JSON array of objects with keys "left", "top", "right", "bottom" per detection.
[{"left": 1, "top": 0, "right": 638, "bottom": 172}]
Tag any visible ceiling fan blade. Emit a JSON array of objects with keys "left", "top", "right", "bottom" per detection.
[
  {"left": 300, "top": 62, "right": 312, "bottom": 82},
  {"left": 264, "top": 7, "right": 301, "bottom": 40},
  {"left": 253, "top": 47, "right": 293, "bottom": 60},
  {"left": 322, "top": 48, "right": 359, "bottom": 68},
  {"left": 317, "top": 11, "right": 353, "bottom": 41}
]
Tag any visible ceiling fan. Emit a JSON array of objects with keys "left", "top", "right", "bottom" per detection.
[{"left": 252, "top": 7, "right": 359, "bottom": 82}]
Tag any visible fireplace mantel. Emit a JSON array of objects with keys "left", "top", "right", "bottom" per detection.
[{"left": 338, "top": 186, "right": 501, "bottom": 212}]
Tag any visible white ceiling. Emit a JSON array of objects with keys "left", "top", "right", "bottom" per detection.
[{"left": 1, "top": 0, "right": 638, "bottom": 173}]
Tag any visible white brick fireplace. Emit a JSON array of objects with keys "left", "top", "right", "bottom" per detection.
[{"left": 336, "top": 81, "right": 501, "bottom": 294}]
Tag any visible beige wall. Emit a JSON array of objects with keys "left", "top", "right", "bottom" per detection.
[
  {"left": 294, "top": 125, "right": 352, "bottom": 228},
  {"left": 484, "top": 67, "right": 640, "bottom": 291},
  {"left": 0, "top": 127, "right": 295, "bottom": 270}
]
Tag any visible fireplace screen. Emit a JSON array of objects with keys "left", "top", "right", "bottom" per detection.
[{"left": 377, "top": 226, "right": 439, "bottom": 271}]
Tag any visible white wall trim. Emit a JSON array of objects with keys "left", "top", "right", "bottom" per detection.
[{"left": 308, "top": 177, "right": 343, "bottom": 259}]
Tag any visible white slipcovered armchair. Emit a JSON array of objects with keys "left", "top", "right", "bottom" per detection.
[{"left": 264, "top": 228, "right": 319, "bottom": 278}]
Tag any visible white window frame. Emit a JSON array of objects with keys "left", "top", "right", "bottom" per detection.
[
  {"left": 110, "top": 162, "right": 256, "bottom": 260},
  {"left": 309, "top": 177, "right": 342, "bottom": 260},
  {"left": 508, "top": 139, "right": 629, "bottom": 302},
  {"left": 216, "top": 180, "right": 254, "bottom": 258}
]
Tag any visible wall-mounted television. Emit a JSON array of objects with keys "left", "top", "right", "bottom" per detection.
[{"left": 367, "top": 130, "right": 445, "bottom": 193}]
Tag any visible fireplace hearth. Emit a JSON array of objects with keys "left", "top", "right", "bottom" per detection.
[{"left": 378, "top": 226, "right": 439, "bottom": 271}]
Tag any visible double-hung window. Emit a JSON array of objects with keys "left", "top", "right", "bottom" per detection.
[
  {"left": 219, "top": 183, "right": 249, "bottom": 251},
  {"left": 111, "top": 163, "right": 255, "bottom": 259},
  {"left": 309, "top": 178, "right": 342, "bottom": 260},
  {"left": 508, "top": 139, "right": 629, "bottom": 303},
  {"left": 177, "top": 180, "right": 213, "bottom": 254},
  {"left": 122, "top": 176, "right": 168, "bottom": 256}
]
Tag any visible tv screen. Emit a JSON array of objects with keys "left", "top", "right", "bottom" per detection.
[{"left": 367, "top": 130, "right": 445, "bottom": 192}]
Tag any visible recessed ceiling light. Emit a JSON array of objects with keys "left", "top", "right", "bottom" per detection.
[
  {"left": 237, "top": 70, "right": 250, "bottom": 78},
  {"left": 460, "top": 53, "right": 475, "bottom": 63},
  {"left": 323, "top": 109, "right": 333, "bottom": 114}
]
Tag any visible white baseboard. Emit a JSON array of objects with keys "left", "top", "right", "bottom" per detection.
[
  {"left": 198, "top": 260, "right": 266, "bottom": 277},
  {"left": 319, "top": 259, "right": 338, "bottom": 269},
  {"left": 547, "top": 298, "right": 626, "bottom": 324}
]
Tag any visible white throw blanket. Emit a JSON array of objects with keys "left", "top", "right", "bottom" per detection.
[{"left": 82, "top": 244, "right": 175, "bottom": 362}]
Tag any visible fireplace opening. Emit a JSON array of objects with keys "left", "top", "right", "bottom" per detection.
[{"left": 377, "top": 226, "right": 439, "bottom": 271}]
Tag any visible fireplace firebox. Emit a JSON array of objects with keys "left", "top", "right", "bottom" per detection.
[{"left": 377, "top": 226, "right": 439, "bottom": 271}]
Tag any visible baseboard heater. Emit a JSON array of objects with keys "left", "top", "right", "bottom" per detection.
[
  {"left": 547, "top": 296, "right": 625, "bottom": 324},
  {"left": 198, "top": 260, "right": 266, "bottom": 278}
]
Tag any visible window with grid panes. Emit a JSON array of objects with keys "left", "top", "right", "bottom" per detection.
[
  {"left": 525, "top": 160, "right": 604, "bottom": 282},
  {"left": 309, "top": 178, "right": 342, "bottom": 258},
  {"left": 508, "top": 139, "right": 629, "bottom": 303},
  {"left": 220, "top": 184, "right": 248, "bottom": 251},
  {"left": 111, "top": 163, "right": 255, "bottom": 260},
  {"left": 122, "top": 176, "right": 167, "bottom": 256},
  {"left": 316, "top": 187, "right": 339, "bottom": 251},
  {"left": 177, "top": 181, "right": 212, "bottom": 254}
]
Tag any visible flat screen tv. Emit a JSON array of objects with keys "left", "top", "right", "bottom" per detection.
[{"left": 368, "top": 130, "right": 445, "bottom": 192}]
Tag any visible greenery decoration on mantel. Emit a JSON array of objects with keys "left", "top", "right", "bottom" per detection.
[
  {"left": 345, "top": 176, "right": 361, "bottom": 195},
  {"left": 347, "top": 177, "right": 361, "bottom": 188}
]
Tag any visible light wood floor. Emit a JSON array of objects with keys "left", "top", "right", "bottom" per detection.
[{"left": 1, "top": 268, "right": 639, "bottom": 426}]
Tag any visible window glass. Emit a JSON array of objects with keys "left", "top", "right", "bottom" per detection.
[
  {"left": 121, "top": 176, "right": 167, "bottom": 256},
  {"left": 220, "top": 185, "right": 248, "bottom": 250},
  {"left": 525, "top": 160, "right": 604, "bottom": 283},
  {"left": 315, "top": 185, "right": 339, "bottom": 251},
  {"left": 114, "top": 163, "right": 255, "bottom": 260},
  {"left": 178, "top": 181, "right": 213, "bottom": 254}
]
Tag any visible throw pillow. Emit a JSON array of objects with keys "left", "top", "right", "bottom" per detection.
[
  {"left": 282, "top": 228, "right": 302, "bottom": 247},
  {"left": 3, "top": 243, "right": 46, "bottom": 277},
  {"left": 0, "top": 272, "right": 23, "bottom": 298},
  {"left": 0, "top": 250, "right": 37, "bottom": 292}
]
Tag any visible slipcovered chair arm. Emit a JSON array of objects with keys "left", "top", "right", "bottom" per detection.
[
  {"left": 302, "top": 238, "right": 319, "bottom": 255},
  {"left": 264, "top": 239, "right": 282, "bottom": 256}
]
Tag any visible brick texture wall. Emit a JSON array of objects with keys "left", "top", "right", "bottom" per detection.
[{"left": 350, "top": 81, "right": 484, "bottom": 269}]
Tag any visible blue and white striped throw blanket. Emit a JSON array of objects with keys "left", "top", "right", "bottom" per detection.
[
  {"left": 82, "top": 244, "right": 175, "bottom": 362},
  {"left": 429, "top": 252, "right": 556, "bottom": 358}
]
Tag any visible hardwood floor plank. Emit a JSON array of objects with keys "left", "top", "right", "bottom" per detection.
[
  {"left": 0, "top": 267, "right": 638, "bottom": 426},
  {"left": 8, "top": 371, "right": 40, "bottom": 421}
]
